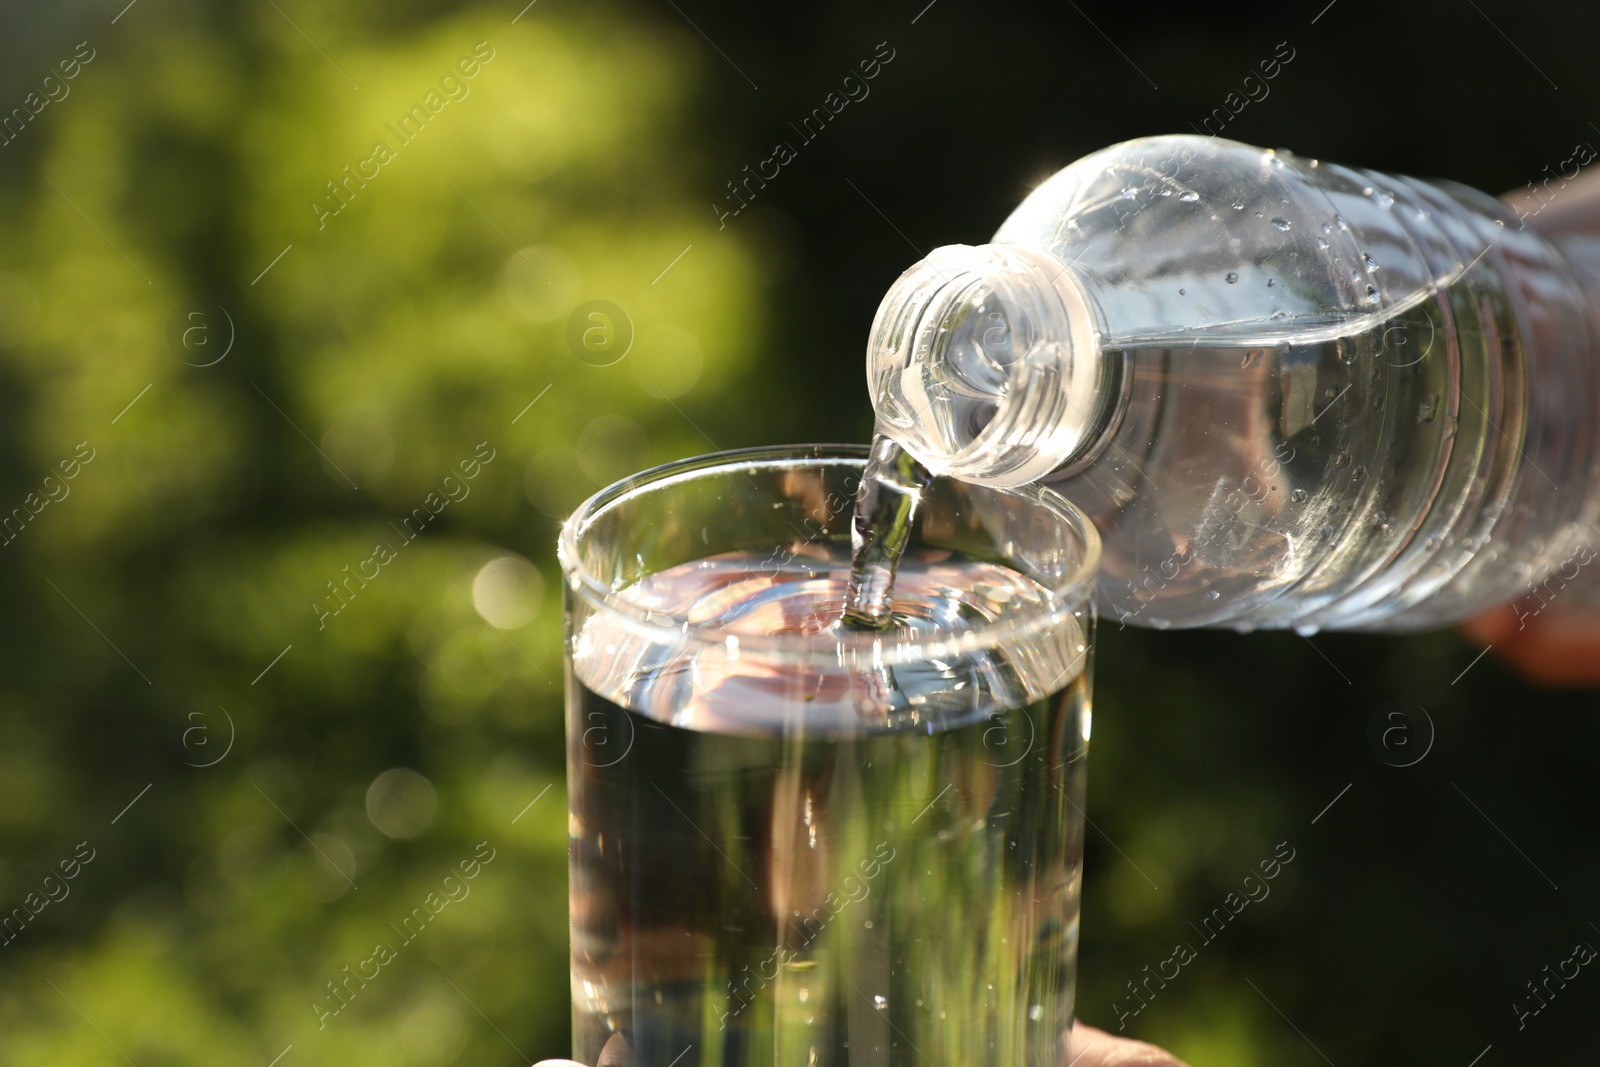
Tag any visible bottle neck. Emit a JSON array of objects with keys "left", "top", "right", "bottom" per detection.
[{"left": 866, "top": 243, "right": 1112, "bottom": 487}]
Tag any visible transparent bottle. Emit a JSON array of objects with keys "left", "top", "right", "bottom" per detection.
[{"left": 867, "top": 134, "right": 1600, "bottom": 632}]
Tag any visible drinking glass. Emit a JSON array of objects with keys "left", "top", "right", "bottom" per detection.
[{"left": 557, "top": 444, "right": 1100, "bottom": 1067}]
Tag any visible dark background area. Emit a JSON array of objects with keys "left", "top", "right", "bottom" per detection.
[{"left": 0, "top": 0, "right": 1596, "bottom": 1064}]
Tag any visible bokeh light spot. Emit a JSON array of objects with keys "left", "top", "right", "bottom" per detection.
[
  {"left": 471, "top": 554, "right": 544, "bottom": 629},
  {"left": 366, "top": 767, "right": 438, "bottom": 840}
]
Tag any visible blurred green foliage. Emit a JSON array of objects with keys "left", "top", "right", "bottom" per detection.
[{"left": 0, "top": 2, "right": 770, "bottom": 1063}]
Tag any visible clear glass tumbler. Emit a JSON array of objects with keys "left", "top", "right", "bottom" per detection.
[{"left": 558, "top": 444, "right": 1100, "bottom": 1067}]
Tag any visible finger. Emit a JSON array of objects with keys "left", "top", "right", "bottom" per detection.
[
  {"left": 1461, "top": 606, "right": 1600, "bottom": 688},
  {"left": 596, "top": 1032, "right": 639, "bottom": 1067},
  {"left": 531, "top": 1031, "right": 639, "bottom": 1067},
  {"left": 1066, "top": 1023, "right": 1189, "bottom": 1067}
]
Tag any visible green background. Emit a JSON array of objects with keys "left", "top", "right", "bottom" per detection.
[{"left": 0, "top": 0, "right": 1596, "bottom": 1064}]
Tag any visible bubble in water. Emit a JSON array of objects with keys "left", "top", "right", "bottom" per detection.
[
  {"left": 1318, "top": 523, "right": 1334, "bottom": 540},
  {"left": 1148, "top": 618, "right": 1171, "bottom": 631},
  {"left": 1178, "top": 190, "right": 1200, "bottom": 202},
  {"left": 1121, "top": 187, "right": 1138, "bottom": 200},
  {"left": 1374, "top": 189, "right": 1395, "bottom": 209},
  {"left": 1333, "top": 451, "right": 1349, "bottom": 468},
  {"left": 1351, "top": 464, "right": 1366, "bottom": 481},
  {"left": 1254, "top": 210, "right": 1264, "bottom": 219},
  {"left": 1230, "top": 200, "right": 1245, "bottom": 210},
  {"left": 1267, "top": 278, "right": 1277, "bottom": 288},
  {"left": 1241, "top": 350, "right": 1261, "bottom": 368},
  {"left": 1321, "top": 222, "right": 1333, "bottom": 235},
  {"left": 1364, "top": 254, "right": 1379, "bottom": 273},
  {"left": 1159, "top": 188, "right": 1173, "bottom": 197},
  {"left": 1271, "top": 217, "right": 1291, "bottom": 231},
  {"left": 874, "top": 995, "right": 888, "bottom": 1010},
  {"left": 1205, "top": 589, "right": 1222, "bottom": 600},
  {"left": 1335, "top": 215, "right": 1349, "bottom": 231},
  {"left": 1316, "top": 238, "right": 1329, "bottom": 249},
  {"left": 1365, "top": 285, "right": 1380, "bottom": 303},
  {"left": 1178, "top": 288, "right": 1186, "bottom": 295},
  {"left": 1225, "top": 272, "right": 1240, "bottom": 284},
  {"left": 1290, "top": 488, "right": 1309, "bottom": 503}
]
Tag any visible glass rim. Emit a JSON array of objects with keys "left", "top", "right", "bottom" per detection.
[{"left": 556, "top": 443, "right": 1101, "bottom": 663}]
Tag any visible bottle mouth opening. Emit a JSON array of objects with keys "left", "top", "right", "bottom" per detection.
[{"left": 866, "top": 244, "right": 1104, "bottom": 487}]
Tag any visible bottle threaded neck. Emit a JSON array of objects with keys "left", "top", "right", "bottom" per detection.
[{"left": 866, "top": 243, "right": 1107, "bottom": 487}]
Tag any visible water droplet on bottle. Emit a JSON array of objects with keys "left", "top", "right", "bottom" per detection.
[
  {"left": 1121, "top": 187, "right": 1138, "bottom": 200},
  {"left": 1293, "top": 622, "right": 1320, "bottom": 637},
  {"left": 1374, "top": 189, "right": 1395, "bottom": 208},
  {"left": 1277, "top": 341, "right": 1291, "bottom": 353},
  {"left": 1241, "top": 350, "right": 1261, "bottom": 368},
  {"left": 1365, "top": 285, "right": 1380, "bottom": 304},
  {"left": 1231, "top": 200, "right": 1245, "bottom": 211},
  {"left": 1225, "top": 272, "right": 1240, "bottom": 284},
  {"left": 1333, "top": 451, "right": 1349, "bottom": 468},
  {"left": 1317, "top": 523, "right": 1334, "bottom": 540},
  {"left": 1178, "top": 190, "right": 1200, "bottom": 202},
  {"left": 1271, "top": 217, "right": 1291, "bottom": 231},
  {"left": 1290, "top": 488, "right": 1309, "bottom": 503},
  {"left": 1267, "top": 278, "right": 1277, "bottom": 288},
  {"left": 1149, "top": 618, "right": 1171, "bottom": 630},
  {"left": 1373, "top": 510, "right": 1387, "bottom": 523},
  {"left": 1362, "top": 186, "right": 1373, "bottom": 196},
  {"left": 1364, "top": 254, "right": 1379, "bottom": 273},
  {"left": 1424, "top": 537, "right": 1438, "bottom": 551},
  {"left": 1417, "top": 397, "right": 1436, "bottom": 423},
  {"left": 1351, "top": 464, "right": 1366, "bottom": 481},
  {"left": 1316, "top": 237, "right": 1329, "bottom": 249},
  {"left": 1178, "top": 288, "right": 1186, "bottom": 295},
  {"left": 1205, "top": 589, "right": 1222, "bottom": 600}
]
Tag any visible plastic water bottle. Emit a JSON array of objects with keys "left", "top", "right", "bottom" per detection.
[{"left": 866, "top": 134, "right": 1600, "bottom": 633}]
